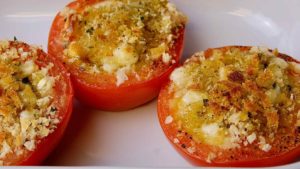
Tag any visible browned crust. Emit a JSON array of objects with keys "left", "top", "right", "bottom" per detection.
[{"left": 202, "top": 45, "right": 300, "bottom": 63}]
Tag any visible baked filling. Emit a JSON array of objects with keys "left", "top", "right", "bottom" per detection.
[
  {"left": 59, "top": 0, "right": 187, "bottom": 86},
  {"left": 165, "top": 46, "right": 300, "bottom": 161},
  {"left": 0, "top": 41, "right": 61, "bottom": 165}
]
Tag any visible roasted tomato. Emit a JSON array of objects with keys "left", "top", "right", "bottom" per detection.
[
  {"left": 0, "top": 40, "right": 73, "bottom": 165},
  {"left": 158, "top": 46, "right": 300, "bottom": 167},
  {"left": 48, "top": 0, "right": 187, "bottom": 111}
]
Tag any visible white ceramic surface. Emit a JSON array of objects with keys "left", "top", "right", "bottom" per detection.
[{"left": 0, "top": 0, "right": 300, "bottom": 167}]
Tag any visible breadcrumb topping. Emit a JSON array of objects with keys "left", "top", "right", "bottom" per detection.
[
  {"left": 167, "top": 46, "right": 300, "bottom": 161},
  {"left": 60, "top": 0, "right": 187, "bottom": 86},
  {"left": 0, "top": 40, "right": 60, "bottom": 165}
]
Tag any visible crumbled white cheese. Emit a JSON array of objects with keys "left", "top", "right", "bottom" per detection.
[
  {"left": 103, "top": 62, "right": 117, "bottom": 74},
  {"left": 2, "top": 47, "right": 19, "bottom": 60},
  {"left": 21, "top": 60, "right": 36, "bottom": 76},
  {"left": 219, "top": 67, "right": 228, "bottom": 81},
  {"left": 103, "top": 31, "right": 110, "bottom": 37},
  {"left": 24, "top": 140, "right": 35, "bottom": 151},
  {"left": 202, "top": 123, "right": 220, "bottom": 137},
  {"left": 270, "top": 57, "right": 288, "bottom": 69},
  {"left": 187, "top": 147, "right": 196, "bottom": 154},
  {"left": 20, "top": 110, "right": 34, "bottom": 134},
  {"left": 20, "top": 110, "right": 34, "bottom": 120},
  {"left": 261, "top": 144, "right": 272, "bottom": 152},
  {"left": 165, "top": 115, "right": 173, "bottom": 124},
  {"left": 59, "top": 7, "right": 75, "bottom": 18},
  {"left": 113, "top": 43, "right": 138, "bottom": 66},
  {"left": 167, "top": 3, "right": 178, "bottom": 14},
  {"left": 228, "top": 113, "right": 240, "bottom": 125},
  {"left": 18, "top": 47, "right": 23, "bottom": 53},
  {"left": 206, "top": 152, "right": 216, "bottom": 163},
  {"left": 259, "top": 136, "right": 266, "bottom": 144},
  {"left": 246, "top": 133, "right": 257, "bottom": 144},
  {"left": 166, "top": 2, "right": 187, "bottom": 24},
  {"left": 193, "top": 51, "right": 205, "bottom": 61},
  {"left": 162, "top": 53, "right": 172, "bottom": 64},
  {"left": 249, "top": 46, "right": 273, "bottom": 56},
  {"left": 229, "top": 125, "right": 239, "bottom": 136},
  {"left": 53, "top": 118, "right": 60, "bottom": 124},
  {"left": 167, "top": 34, "right": 173, "bottom": 43},
  {"left": 0, "top": 40, "right": 9, "bottom": 50},
  {"left": 258, "top": 136, "right": 272, "bottom": 152},
  {"left": 93, "top": 1, "right": 118, "bottom": 9},
  {"left": 161, "top": 14, "right": 172, "bottom": 33},
  {"left": 149, "top": 43, "right": 167, "bottom": 60},
  {"left": 243, "top": 141, "right": 248, "bottom": 146},
  {"left": 0, "top": 141, "right": 12, "bottom": 158},
  {"left": 173, "top": 138, "right": 179, "bottom": 144},
  {"left": 7, "top": 123, "right": 20, "bottom": 138},
  {"left": 37, "top": 76, "right": 55, "bottom": 96},
  {"left": 170, "top": 67, "right": 187, "bottom": 87},
  {"left": 36, "top": 96, "right": 52, "bottom": 108},
  {"left": 38, "top": 126, "right": 50, "bottom": 138},
  {"left": 249, "top": 46, "right": 259, "bottom": 53},
  {"left": 289, "top": 62, "right": 300, "bottom": 74},
  {"left": 228, "top": 125, "right": 241, "bottom": 143},
  {"left": 21, "top": 52, "right": 29, "bottom": 59},
  {"left": 91, "top": 65, "right": 100, "bottom": 73},
  {"left": 116, "top": 67, "right": 129, "bottom": 86},
  {"left": 136, "top": 20, "right": 144, "bottom": 29},
  {"left": 266, "top": 85, "right": 280, "bottom": 103},
  {"left": 182, "top": 90, "right": 206, "bottom": 104}
]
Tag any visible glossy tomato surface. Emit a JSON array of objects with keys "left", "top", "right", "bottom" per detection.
[
  {"left": 1, "top": 41, "right": 74, "bottom": 165},
  {"left": 48, "top": 0, "right": 185, "bottom": 111},
  {"left": 157, "top": 47, "right": 300, "bottom": 167}
]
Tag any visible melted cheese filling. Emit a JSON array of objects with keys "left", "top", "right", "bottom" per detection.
[
  {"left": 168, "top": 47, "right": 300, "bottom": 152},
  {"left": 60, "top": 0, "right": 187, "bottom": 86},
  {"left": 0, "top": 41, "right": 59, "bottom": 164}
]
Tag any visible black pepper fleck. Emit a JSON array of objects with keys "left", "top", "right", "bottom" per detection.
[
  {"left": 86, "top": 27, "right": 94, "bottom": 34},
  {"left": 203, "top": 99, "right": 209, "bottom": 106},
  {"left": 51, "top": 107, "right": 57, "bottom": 112},
  {"left": 248, "top": 112, "right": 252, "bottom": 118},
  {"left": 287, "top": 85, "right": 292, "bottom": 92},
  {"left": 22, "top": 77, "right": 30, "bottom": 84}
]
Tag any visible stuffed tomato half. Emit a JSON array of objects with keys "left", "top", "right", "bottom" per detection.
[
  {"left": 0, "top": 40, "right": 73, "bottom": 165},
  {"left": 158, "top": 46, "right": 300, "bottom": 167},
  {"left": 48, "top": 0, "right": 187, "bottom": 111}
]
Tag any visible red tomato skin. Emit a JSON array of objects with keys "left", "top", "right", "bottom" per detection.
[
  {"left": 72, "top": 65, "right": 177, "bottom": 111},
  {"left": 48, "top": 0, "right": 185, "bottom": 111},
  {"left": 17, "top": 56, "right": 74, "bottom": 166},
  {"left": 158, "top": 82, "right": 300, "bottom": 167}
]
